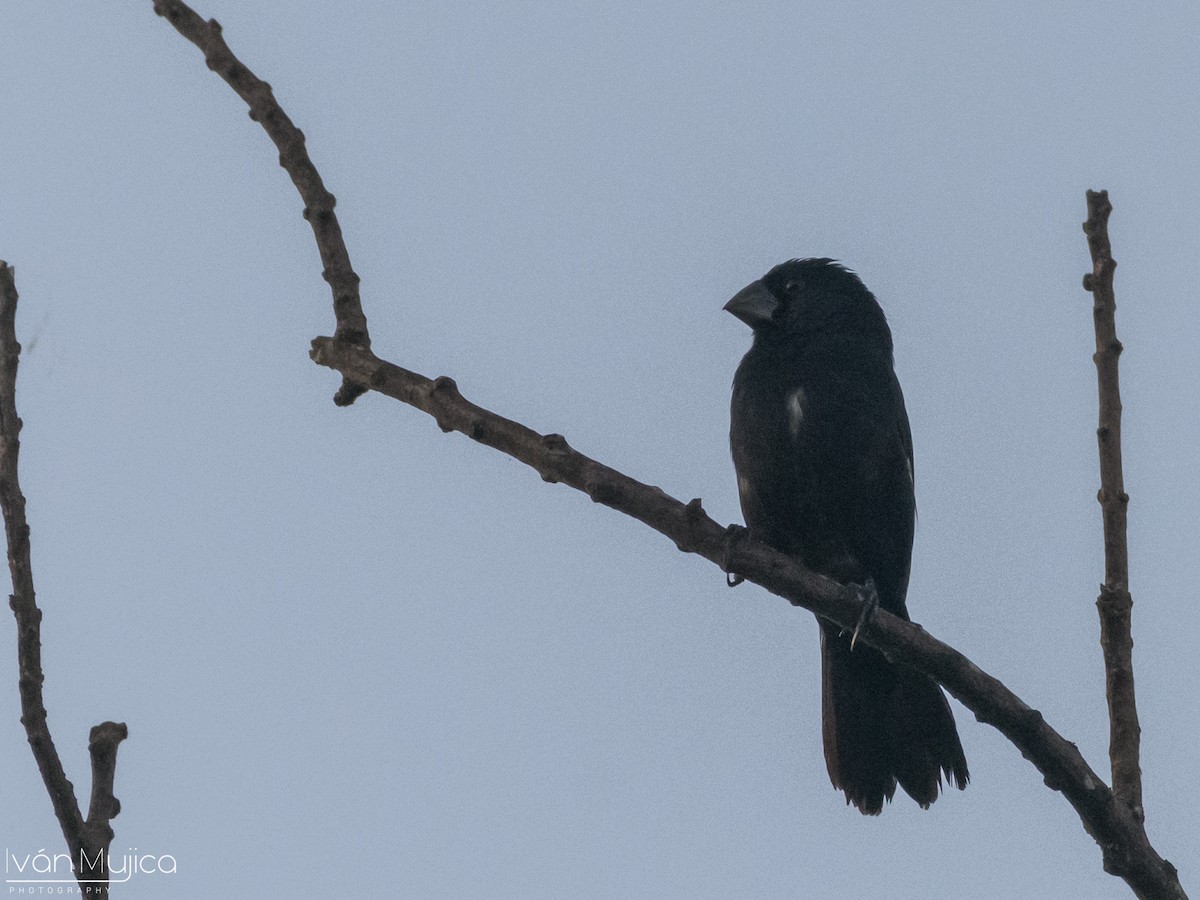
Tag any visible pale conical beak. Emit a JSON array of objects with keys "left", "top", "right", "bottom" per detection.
[{"left": 723, "top": 279, "right": 779, "bottom": 327}]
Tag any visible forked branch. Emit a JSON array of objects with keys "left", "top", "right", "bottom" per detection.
[
  {"left": 151, "top": 5, "right": 1185, "bottom": 897},
  {"left": 1, "top": 263, "right": 128, "bottom": 896}
]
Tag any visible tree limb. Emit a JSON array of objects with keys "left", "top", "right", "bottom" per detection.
[
  {"left": 1, "top": 262, "right": 128, "bottom": 896},
  {"left": 151, "top": 0, "right": 370, "bottom": 406},
  {"left": 151, "top": 5, "right": 1186, "bottom": 897},
  {"left": 1082, "top": 190, "right": 1144, "bottom": 823}
]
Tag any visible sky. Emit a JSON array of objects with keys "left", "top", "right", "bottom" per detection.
[{"left": 2, "top": 2, "right": 1198, "bottom": 898}]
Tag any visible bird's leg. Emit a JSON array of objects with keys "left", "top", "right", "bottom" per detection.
[
  {"left": 849, "top": 578, "right": 879, "bottom": 651},
  {"left": 723, "top": 524, "right": 747, "bottom": 587}
]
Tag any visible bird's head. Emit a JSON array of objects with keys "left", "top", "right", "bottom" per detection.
[{"left": 724, "top": 258, "right": 892, "bottom": 351}]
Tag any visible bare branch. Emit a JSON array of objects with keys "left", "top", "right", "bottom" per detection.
[
  {"left": 1, "top": 263, "right": 127, "bottom": 895},
  {"left": 0, "top": 263, "right": 84, "bottom": 849},
  {"left": 1083, "top": 190, "right": 1144, "bottom": 823},
  {"left": 87, "top": 722, "right": 129, "bottom": 834},
  {"left": 152, "top": 0, "right": 370, "bottom": 406},
  {"left": 307, "top": 339, "right": 1183, "bottom": 900},
  {"left": 152, "top": 6, "right": 1186, "bottom": 898}
]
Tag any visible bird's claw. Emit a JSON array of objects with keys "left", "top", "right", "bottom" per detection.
[
  {"left": 849, "top": 578, "right": 879, "bottom": 651},
  {"left": 724, "top": 524, "right": 746, "bottom": 587}
]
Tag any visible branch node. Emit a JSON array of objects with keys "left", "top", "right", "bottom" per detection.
[
  {"left": 1096, "top": 584, "right": 1133, "bottom": 612},
  {"left": 309, "top": 336, "right": 333, "bottom": 365},
  {"left": 587, "top": 479, "right": 619, "bottom": 505},
  {"left": 333, "top": 378, "right": 367, "bottom": 407},
  {"left": 430, "top": 375, "right": 459, "bottom": 397},
  {"left": 674, "top": 498, "right": 706, "bottom": 552},
  {"left": 538, "top": 434, "right": 571, "bottom": 483},
  {"left": 322, "top": 266, "right": 359, "bottom": 287},
  {"left": 428, "top": 376, "right": 461, "bottom": 432}
]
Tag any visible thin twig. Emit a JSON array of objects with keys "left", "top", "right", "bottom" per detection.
[
  {"left": 1, "top": 263, "right": 127, "bottom": 895},
  {"left": 1083, "top": 190, "right": 1143, "bottom": 823},
  {"left": 152, "top": 6, "right": 1185, "bottom": 898}
]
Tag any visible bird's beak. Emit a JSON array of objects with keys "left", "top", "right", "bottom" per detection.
[{"left": 723, "top": 279, "right": 779, "bottom": 327}]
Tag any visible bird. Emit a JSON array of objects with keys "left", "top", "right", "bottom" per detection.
[{"left": 725, "top": 258, "right": 968, "bottom": 815}]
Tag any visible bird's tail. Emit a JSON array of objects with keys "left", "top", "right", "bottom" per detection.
[{"left": 819, "top": 623, "right": 969, "bottom": 815}]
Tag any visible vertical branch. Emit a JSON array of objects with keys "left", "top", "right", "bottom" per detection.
[
  {"left": 1, "top": 262, "right": 127, "bottom": 896},
  {"left": 1081, "top": 190, "right": 1143, "bottom": 823}
]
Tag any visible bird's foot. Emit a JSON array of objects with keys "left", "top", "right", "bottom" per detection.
[
  {"left": 723, "top": 524, "right": 747, "bottom": 587},
  {"left": 849, "top": 578, "right": 879, "bottom": 651}
]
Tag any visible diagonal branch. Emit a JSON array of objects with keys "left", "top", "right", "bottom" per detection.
[
  {"left": 152, "top": 5, "right": 1185, "bottom": 898},
  {"left": 306, "top": 342, "right": 1182, "bottom": 899},
  {"left": 1082, "top": 190, "right": 1143, "bottom": 822},
  {"left": 152, "top": 0, "right": 370, "bottom": 406},
  {"left": 1, "top": 263, "right": 128, "bottom": 896}
]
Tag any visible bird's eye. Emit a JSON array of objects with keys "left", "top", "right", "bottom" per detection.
[{"left": 784, "top": 279, "right": 802, "bottom": 293}]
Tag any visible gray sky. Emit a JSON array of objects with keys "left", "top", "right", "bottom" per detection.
[{"left": 2, "top": 2, "right": 1197, "bottom": 897}]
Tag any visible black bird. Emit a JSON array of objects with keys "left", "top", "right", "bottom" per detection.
[{"left": 725, "top": 258, "right": 968, "bottom": 815}]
